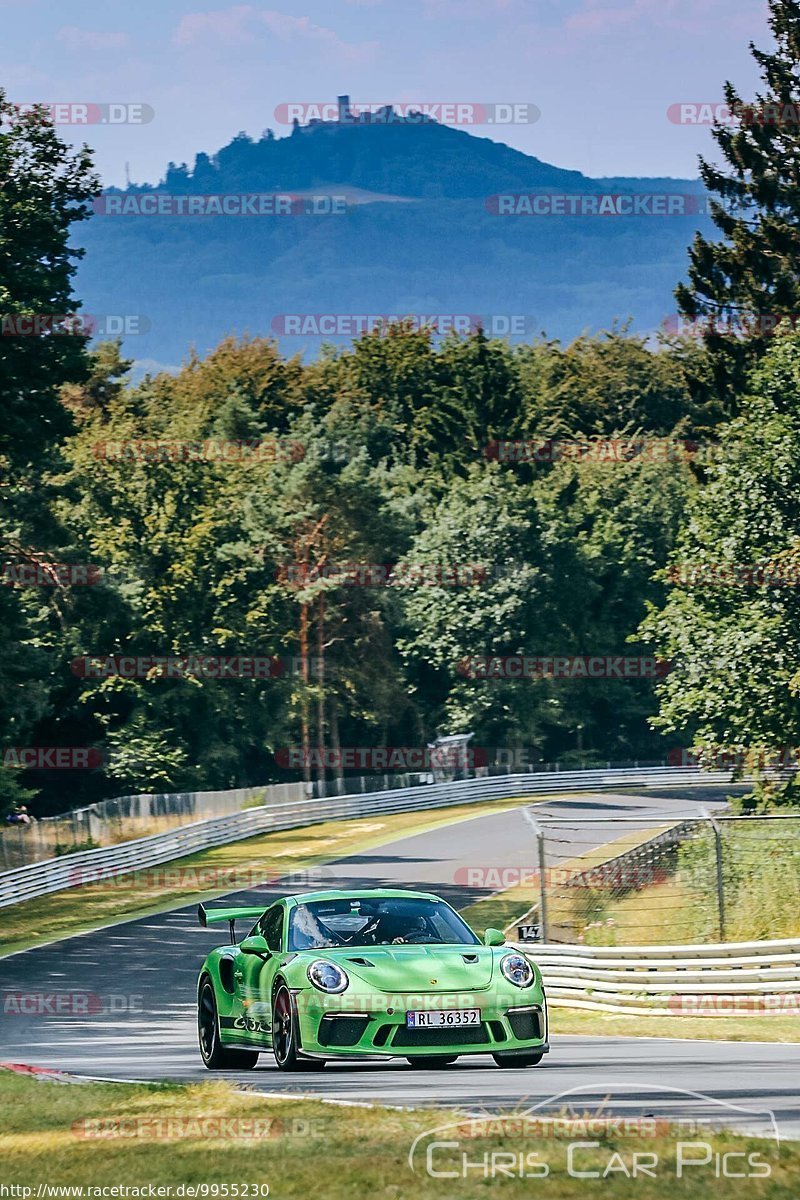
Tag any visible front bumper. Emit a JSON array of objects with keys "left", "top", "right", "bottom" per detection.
[{"left": 296, "top": 990, "right": 549, "bottom": 1058}]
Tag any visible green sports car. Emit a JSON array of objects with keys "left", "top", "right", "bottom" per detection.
[{"left": 196, "top": 888, "right": 548, "bottom": 1071}]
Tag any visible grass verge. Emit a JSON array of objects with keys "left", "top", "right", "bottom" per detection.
[
  {"left": 0, "top": 798, "right": 523, "bottom": 957},
  {"left": 551, "top": 1007, "right": 800, "bottom": 1044},
  {"left": 0, "top": 1070, "right": 792, "bottom": 1199}
]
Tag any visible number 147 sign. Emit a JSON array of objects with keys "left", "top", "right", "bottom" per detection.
[{"left": 517, "top": 924, "right": 541, "bottom": 942}]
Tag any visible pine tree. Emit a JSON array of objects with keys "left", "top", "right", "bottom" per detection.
[
  {"left": 0, "top": 92, "right": 98, "bottom": 474},
  {"left": 676, "top": 1, "right": 800, "bottom": 388}
]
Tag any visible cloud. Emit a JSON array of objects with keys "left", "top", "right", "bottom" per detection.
[
  {"left": 566, "top": 0, "right": 755, "bottom": 37},
  {"left": 175, "top": 6, "right": 378, "bottom": 60},
  {"left": 566, "top": 0, "right": 660, "bottom": 35},
  {"left": 174, "top": 4, "right": 256, "bottom": 46},
  {"left": 422, "top": 0, "right": 516, "bottom": 14},
  {"left": 57, "top": 26, "right": 130, "bottom": 51}
]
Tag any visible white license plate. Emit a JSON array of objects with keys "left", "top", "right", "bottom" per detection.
[{"left": 406, "top": 1008, "right": 480, "bottom": 1028}]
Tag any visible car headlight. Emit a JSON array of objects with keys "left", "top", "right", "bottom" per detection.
[
  {"left": 307, "top": 960, "right": 349, "bottom": 994},
  {"left": 500, "top": 952, "right": 534, "bottom": 988}
]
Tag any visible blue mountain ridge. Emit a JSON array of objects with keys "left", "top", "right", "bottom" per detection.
[{"left": 75, "top": 108, "right": 711, "bottom": 371}]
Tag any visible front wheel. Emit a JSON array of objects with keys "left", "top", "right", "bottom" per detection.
[
  {"left": 492, "top": 1050, "right": 544, "bottom": 1067},
  {"left": 198, "top": 980, "right": 259, "bottom": 1070},
  {"left": 272, "top": 985, "right": 324, "bottom": 1071},
  {"left": 407, "top": 1056, "right": 458, "bottom": 1068}
]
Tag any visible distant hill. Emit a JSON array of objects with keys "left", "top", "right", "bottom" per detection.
[{"left": 76, "top": 105, "right": 710, "bottom": 371}]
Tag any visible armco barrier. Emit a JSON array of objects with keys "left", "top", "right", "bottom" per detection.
[
  {"left": 0, "top": 766, "right": 735, "bottom": 909},
  {"left": 514, "top": 938, "right": 800, "bottom": 1014},
  {"left": 0, "top": 760, "right": 667, "bottom": 870},
  {"left": 0, "top": 782, "right": 303, "bottom": 870}
]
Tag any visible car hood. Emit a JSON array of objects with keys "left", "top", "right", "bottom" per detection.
[{"left": 304, "top": 945, "right": 498, "bottom": 992}]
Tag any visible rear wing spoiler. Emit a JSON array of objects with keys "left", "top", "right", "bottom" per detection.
[{"left": 197, "top": 903, "right": 265, "bottom": 943}]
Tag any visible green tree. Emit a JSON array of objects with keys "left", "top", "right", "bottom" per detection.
[
  {"left": 676, "top": 1, "right": 800, "bottom": 393},
  {"left": 515, "top": 329, "right": 723, "bottom": 438},
  {"left": 0, "top": 94, "right": 97, "bottom": 475},
  {"left": 396, "top": 465, "right": 543, "bottom": 744},
  {"left": 532, "top": 446, "right": 693, "bottom": 761},
  {"left": 0, "top": 94, "right": 97, "bottom": 816},
  {"left": 641, "top": 332, "right": 800, "bottom": 804},
  {"left": 398, "top": 448, "right": 690, "bottom": 763},
  {"left": 2, "top": 314, "right": 721, "bottom": 814}
]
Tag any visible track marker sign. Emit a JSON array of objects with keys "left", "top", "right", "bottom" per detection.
[{"left": 518, "top": 924, "right": 542, "bottom": 942}]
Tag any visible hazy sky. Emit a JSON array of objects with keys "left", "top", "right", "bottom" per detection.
[{"left": 1, "top": 0, "right": 771, "bottom": 188}]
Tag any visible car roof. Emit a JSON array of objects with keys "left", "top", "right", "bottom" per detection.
[{"left": 283, "top": 888, "right": 443, "bottom": 906}]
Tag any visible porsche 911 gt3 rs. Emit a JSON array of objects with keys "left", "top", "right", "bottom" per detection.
[{"left": 196, "top": 888, "right": 548, "bottom": 1070}]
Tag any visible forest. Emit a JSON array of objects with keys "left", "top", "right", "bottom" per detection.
[{"left": 5, "top": 0, "right": 800, "bottom": 817}]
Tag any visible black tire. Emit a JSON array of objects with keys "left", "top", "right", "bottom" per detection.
[
  {"left": 272, "top": 984, "right": 324, "bottom": 1071},
  {"left": 198, "top": 979, "right": 259, "bottom": 1070},
  {"left": 406, "top": 1056, "right": 458, "bottom": 1068},
  {"left": 492, "top": 1050, "right": 545, "bottom": 1067}
]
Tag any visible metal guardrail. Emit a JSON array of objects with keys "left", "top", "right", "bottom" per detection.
[
  {"left": 0, "top": 783, "right": 302, "bottom": 870},
  {"left": 0, "top": 765, "right": 735, "bottom": 909},
  {"left": 514, "top": 938, "right": 800, "bottom": 1013},
  {"left": 0, "top": 758, "right": 673, "bottom": 870}
]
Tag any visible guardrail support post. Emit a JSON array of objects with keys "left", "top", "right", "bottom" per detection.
[
  {"left": 536, "top": 823, "right": 548, "bottom": 943},
  {"left": 703, "top": 808, "right": 726, "bottom": 941}
]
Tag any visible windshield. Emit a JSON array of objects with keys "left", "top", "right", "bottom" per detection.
[{"left": 288, "top": 896, "right": 480, "bottom": 951}]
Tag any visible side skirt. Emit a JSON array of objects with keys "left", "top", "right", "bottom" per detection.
[{"left": 220, "top": 1014, "right": 272, "bottom": 1048}]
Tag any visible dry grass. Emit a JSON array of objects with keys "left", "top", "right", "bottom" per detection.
[
  {"left": 552, "top": 1007, "right": 800, "bottom": 1044},
  {"left": 0, "top": 1069, "right": 793, "bottom": 1199}
]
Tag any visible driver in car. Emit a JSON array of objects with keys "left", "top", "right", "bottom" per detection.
[{"left": 361, "top": 913, "right": 429, "bottom": 944}]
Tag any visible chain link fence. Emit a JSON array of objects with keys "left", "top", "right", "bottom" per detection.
[
  {"left": 514, "top": 812, "right": 800, "bottom": 946},
  {"left": 0, "top": 784, "right": 291, "bottom": 870},
  {"left": 0, "top": 757, "right": 668, "bottom": 871}
]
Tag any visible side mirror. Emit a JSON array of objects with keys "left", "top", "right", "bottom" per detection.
[
  {"left": 483, "top": 928, "right": 506, "bottom": 947},
  {"left": 240, "top": 934, "right": 271, "bottom": 957}
]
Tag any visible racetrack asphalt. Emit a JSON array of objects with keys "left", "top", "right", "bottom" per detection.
[{"left": 2, "top": 784, "right": 797, "bottom": 1138}]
